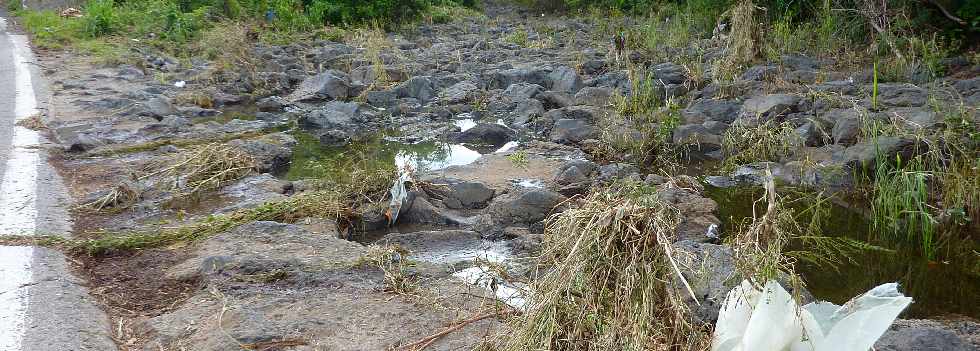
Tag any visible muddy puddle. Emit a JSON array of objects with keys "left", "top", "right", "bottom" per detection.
[{"left": 706, "top": 185, "right": 980, "bottom": 319}]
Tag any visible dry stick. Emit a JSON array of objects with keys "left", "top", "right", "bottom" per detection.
[{"left": 398, "top": 311, "right": 505, "bottom": 351}]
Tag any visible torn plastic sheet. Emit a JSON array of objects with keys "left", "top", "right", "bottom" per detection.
[
  {"left": 386, "top": 172, "right": 412, "bottom": 225},
  {"left": 712, "top": 279, "right": 912, "bottom": 351}
]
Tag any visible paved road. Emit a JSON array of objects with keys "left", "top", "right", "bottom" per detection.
[{"left": 0, "top": 15, "right": 117, "bottom": 351}]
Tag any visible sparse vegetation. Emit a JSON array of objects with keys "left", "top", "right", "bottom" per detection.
[{"left": 720, "top": 120, "right": 795, "bottom": 172}]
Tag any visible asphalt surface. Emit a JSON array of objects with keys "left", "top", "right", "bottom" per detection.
[{"left": 0, "top": 14, "right": 117, "bottom": 351}]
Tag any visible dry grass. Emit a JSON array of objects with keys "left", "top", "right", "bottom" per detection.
[
  {"left": 75, "top": 182, "right": 141, "bottom": 213},
  {"left": 356, "top": 245, "right": 419, "bottom": 296},
  {"left": 720, "top": 121, "right": 795, "bottom": 172},
  {"left": 16, "top": 114, "right": 47, "bottom": 130},
  {"left": 496, "top": 184, "right": 711, "bottom": 350},
  {"left": 140, "top": 143, "right": 256, "bottom": 207},
  {"left": 352, "top": 24, "right": 394, "bottom": 87},
  {"left": 712, "top": 0, "right": 759, "bottom": 82}
]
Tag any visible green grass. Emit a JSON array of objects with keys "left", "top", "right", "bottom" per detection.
[{"left": 872, "top": 155, "right": 936, "bottom": 259}]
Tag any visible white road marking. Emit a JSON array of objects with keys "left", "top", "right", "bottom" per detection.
[{"left": 0, "top": 27, "right": 41, "bottom": 351}]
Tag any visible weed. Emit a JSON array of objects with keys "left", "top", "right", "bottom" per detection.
[
  {"left": 613, "top": 69, "right": 660, "bottom": 117},
  {"left": 506, "top": 150, "right": 528, "bottom": 169},
  {"left": 352, "top": 24, "right": 393, "bottom": 86},
  {"left": 871, "top": 154, "right": 936, "bottom": 259},
  {"left": 504, "top": 27, "right": 528, "bottom": 47},
  {"left": 356, "top": 245, "right": 418, "bottom": 295}
]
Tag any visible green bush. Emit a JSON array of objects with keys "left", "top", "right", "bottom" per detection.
[
  {"left": 305, "top": 0, "right": 427, "bottom": 26},
  {"left": 82, "top": 0, "right": 118, "bottom": 37}
]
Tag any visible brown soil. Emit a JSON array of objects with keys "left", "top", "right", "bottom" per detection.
[{"left": 73, "top": 249, "right": 200, "bottom": 315}]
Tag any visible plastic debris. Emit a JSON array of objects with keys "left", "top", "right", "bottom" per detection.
[
  {"left": 173, "top": 80, "right": 186, "bottom": 88},
  {"left": 712, "top": 279, "right": 912, "bottom": 351},
  {"left": 385, "top": 171, "right": 411, "bottom": 225}
]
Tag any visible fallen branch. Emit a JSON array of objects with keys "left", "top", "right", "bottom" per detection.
[{"left": 398, "top": 310, "right": 506, "bottom": 351}]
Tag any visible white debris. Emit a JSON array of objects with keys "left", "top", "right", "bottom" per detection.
[
  {"left": 453, "top": 266, "right": 529, "bottom": 310},
  {"left": 386, "top": 171, "right": 412, "bottom": 225},
  {"left": 712, "top": 279, "right": 912, "bottom": 351},
  {"left": 173, "top": 80, "right": 186, "bottom": 88}
]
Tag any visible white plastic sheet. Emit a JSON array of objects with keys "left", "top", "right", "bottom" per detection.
[
  {"left": 386, "top": 172, "right": 411, "bottom": 225},
  {"left": 712, "top": 279, "right": 912, "bottom": 351}
]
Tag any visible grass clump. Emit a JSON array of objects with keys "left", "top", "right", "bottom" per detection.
[
  {"left": 356, "top": 245, "right": 419, "bottom": 295},
  {"left": 142, "top": 143, "right": 257, "bottom": 206},
  {"left": 504, "top": 27, "right": 529, "bottom": 47},
  {"left": 871, "top": 154, "right": 936, "bottom": 258},
  {"left": 496, "top": 184, "right": 711, "bottom": 350},
  {"left": 720, "top": 120, "right": 795, "bottom": 172}
]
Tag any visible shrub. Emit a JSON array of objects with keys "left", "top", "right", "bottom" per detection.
[{"left": 82, "top": 0, "right": 118, "bottom": 37}]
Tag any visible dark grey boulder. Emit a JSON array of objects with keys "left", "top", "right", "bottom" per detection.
[
  {"left": 297, "top": 101, "right": 364, "bottom": 131},
  {"left": 548, "top": 66, "right": 584, "bottom": 93},
  {"left": 875, "top": 319, "right": 976, "bottom": 351},
  {"left": 488, "top": 189, "right": 566, "bottom": 225},
  {"left": 141, "top": 96, "right": 177, "bottom": 120},
  {"left": 256, "top": 96, "right": 286, "bottom": 112},
  {"left": 288, "top": 70, "right": 351, "bottom": 102},
  {"left": 812, "top": 80, "right": 859, "bottom": 95},
  {"left": 838, "top": 136, "right": 921, "bottom": 172},
  {"left": 597, "top": 163, "right": 640, "bottom": 182},
  {"left": 395, "top": 76, "right": 436, "bottom": 103},
  {"left": 503, "top": 82, "right": 544, "bottom": 101},
  {"left": 671, "top": 240, "right": 737, "bottom": 325},
  {"left": 741, "top": 94, "right": 800, "bottom": 120},
  {"left": 455, "top": 123, "right": 516, "bottom": 146},
  {"left": 439, "top": 81, "right": 480, "bottom": 104},
  {"left": 587, "top": 70, "right": 631, "bottom": 92},
  {"left": 651, "top": 62, "right": 686, "bottom": 85},
  {"left": 740, "top": 65, "right": 778, "bottom": 81},
  {"left": 422, "top": 177, "right": 495, "bottom": 209},
  {"left": 672, "top": 124, "right": 722, "bottom": 152},
  {"left": 832, "top": 115, "right": 862, "bottom": 146},
  {"left": 513, "top": 99, "right": 545, "bottom": 127},
  {"left": 875, "top": 83, "right": 927, "bottom": 107},
  {"left": 537, "top": 91, "right": 574, "bottom": 109},
  {"left": 227, "top": 134, "right": 296, "bottom": 175},
  {"left": 574, "top": 87, "right": 613, "bottom": 107},
  {"left": 554, "top": 160, "right": 596, "bottom": 185},
  {"left": 683, "top": 99, "right": 740, "bottom": 124},
  {"left": 491, "top": 67, "right": 552, "bottom": 90},
  {"left": 543, "top": 105, "right": 603, "bottom": 122},
  {"left": 550, "top": 119, "right": 596, "bottom": 144}
]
